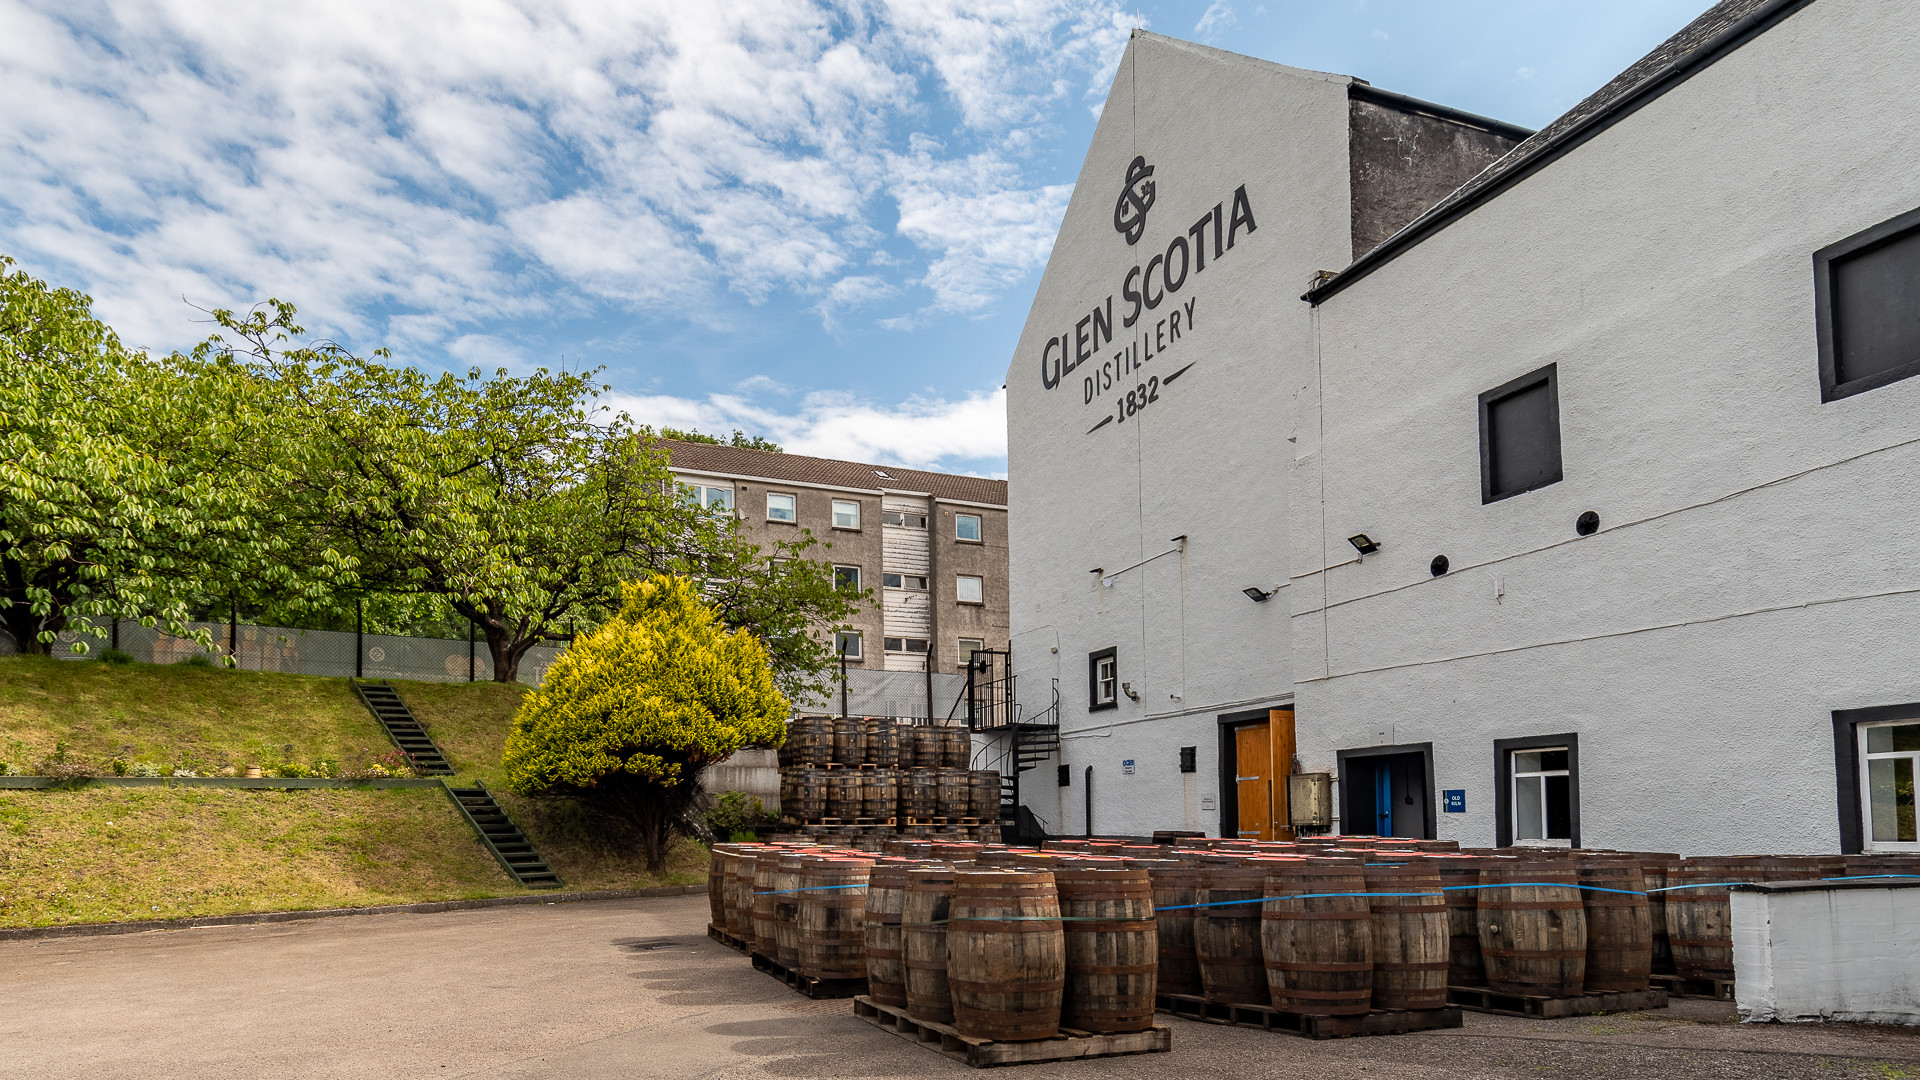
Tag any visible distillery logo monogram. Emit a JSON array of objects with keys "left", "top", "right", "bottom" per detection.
[{"left": 1112, "top": 155, "right": 1156, "bottom": 245}]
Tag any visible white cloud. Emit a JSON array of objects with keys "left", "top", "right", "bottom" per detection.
[
  {"left": 607, "top": 386, "right": 1008, "bottom": 473},
  {"left": 1194, "top": 1, "right": 1236, "bottom": 40},
  {"left": 0, "top": 0, "right": 1130, "bottom": 351}
]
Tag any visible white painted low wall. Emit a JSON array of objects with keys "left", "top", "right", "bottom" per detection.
[
  {"left": 704, "top": 749, "right": 781, "bottom": 814},
  {"left": 1732, "top": 881, "right": 1920, "bottom": 1025}
]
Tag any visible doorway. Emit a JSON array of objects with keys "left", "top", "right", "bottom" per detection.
[
  {"left": 1217, "top": 707, "right": 1295, "bottom": 840},
  {"left": 1336, "top": 743, "right": 1434, "bottom": 839}
]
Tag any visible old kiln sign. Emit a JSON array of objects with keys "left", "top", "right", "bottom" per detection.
[{"left": 1040, "top": 157, "right": 1260, "bottom": 434}]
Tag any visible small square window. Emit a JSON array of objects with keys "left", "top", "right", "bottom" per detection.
[
  {"left": 958, "top": 637, "right": 985, "bottom": 657},
  {"left": 1088, "top": 647, "right": 1117, "bottom": 711},
  {"left": 1817, "top": 205, "right": 1920, "bottom": 401},
  {"left": 832, "top": 500, "right": 860, "bottom": 529},
  {"left": 835, "top": 631, "right": 862, "bottom": 659},
  {"left": 1179, "top": 746, "right": 1197, "bottom": 773},
  {"left": 767, "top": 493, "right": 797, "bottom": 522},
  {"left": 956, "top": 575, "right": 984, "bottom": 604},
  {"left": 680, "top": 483, "right": 733, "bottom": 512},
  {"left": 955, "top": 514, "right": 982, "bottom": 542},
  {"left": 1510, "top": 745, "right": 1573, "bottom": 845},
  {"left": 1479, "top": 364, "right": 1562, "bottom": 504},
  {"left": 883, "top": 510, "right": 928, "bottom": 529},
  {"left": 884, "top": 637, "right": 928, "bottom": 653},
  {"left": 882, "top": 573, "right": 928, "bottom": 590},
  {"left": 833, "top": 565, "right": 861, "bottom": 591}
]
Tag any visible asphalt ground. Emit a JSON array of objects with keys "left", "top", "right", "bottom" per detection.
[{"left": 3, "top": 894, "right": 1918, "bottom": 1079}]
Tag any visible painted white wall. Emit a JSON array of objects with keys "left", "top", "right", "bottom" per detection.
[
  {"left": 1297, "top": 0, "right": 1920, "bottom": 852},
  {"left": 1733, "top": 884, "right": 1920, "bottom": 1024},
  {"left": 1004, "top": 31, "right": 1354, "bottom": 836}
]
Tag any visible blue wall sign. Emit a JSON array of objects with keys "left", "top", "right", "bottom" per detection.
[
  {"left": 1122, "top": 759, "right": 1136, "bottom": 775},
  {"left": 1442, "top": 789, "right": 1466, "bottom": 813}
]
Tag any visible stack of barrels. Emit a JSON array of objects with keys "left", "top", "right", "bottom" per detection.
[{"left": 775, "top": 716, "right": 1002, "bottom": 844}]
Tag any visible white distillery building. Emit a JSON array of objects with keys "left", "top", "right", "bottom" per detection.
[{"left": 998, "top": 0, "right": 1920, "bottom": 857}]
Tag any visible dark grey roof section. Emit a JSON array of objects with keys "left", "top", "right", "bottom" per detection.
[
  {"left": 1347, "top": 82, "right": 1535, "bottom": 142},
  {"left": 1306, "top": 0, "right": 1818, "bottom": 306}
]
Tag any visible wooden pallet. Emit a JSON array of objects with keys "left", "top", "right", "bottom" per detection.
[
  {"left": 750, "top": 952, "right": 869, "bottom": 999},
  {"left": 707, "top": 925, "right": 749, "bottom": 954},
  {"left": 1448, "top": 985, "right": 1669, "bottom": 1018},
  {"left": 853, "top": 995, "right": 1172, "bottom": 1068},
  {"left": 906, "top": 817, "right": 950, "bottom": 826},
  {"left": 1154, "top": 993, "right": 1461, "bottom": 1039},
  {"left": 1650, "top": 974, "right": 1735, "bottom": 1001}
]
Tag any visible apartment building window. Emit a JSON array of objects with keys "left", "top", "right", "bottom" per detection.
[
  {"left": 884, "top": 637, "right": 929, "bottom": 654},
  {"left": 1862, "top": 720, "right": 1920, "bottom": 847},
  {"left": 1494, "top": 734, "right": 1579, "bottom": 847},
  {"left": 835, "top": 631, "right": 862, "bottom": 659},
  {"left": 958, "top": 637, "right": 985, "bottom": 659},
  {"left": 883, "top": 510, "right": 928, "bottom": 529},
  {"left": 883, "top": 573, "right": 928, "bottom": 590},
  {"left": 767, "top": 492, "right": 797, "bottom": 522},
  {"left": 1816, "top": 204, "right": 1920, "bottom": 401},
  {"left": 955, "top": 575, "right": 984, "bottom": 604},
  {"left": 683, "top": 484, "right": 733, "bottom": 511},
  {"left": 955, "top": 514, "right": 982, "bottom": 542},
  {"left": 832, "top": 500, "right": 861, "bottom": 529},
  {"left": 1089, "top": 647, "right": 1117, "bottom": 712},
  {"left": 1478, "top": 364, "right": 1562, "bottom": 504},
  {"left": 833, "top": 565, "right": 861, "bottom": 591}
]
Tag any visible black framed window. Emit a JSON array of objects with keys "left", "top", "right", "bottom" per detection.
[
  {"left": 1494, "top": 733, "right": 1579, "bottom": 848},
  {"left": 1833, "top": 703, "right": 1920, "bottom": 853},
  {"left": 1088, "top": 647, "right": 1117, "bottom": 711},
  {"left": 1478, "top": 364, "right": 1562, "bottom": 504},
  {"left": 1816, "top": 205, "right": 1920, "bottom": 402}
]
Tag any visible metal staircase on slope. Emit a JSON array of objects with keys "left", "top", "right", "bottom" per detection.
[
  {"left": 350, "top": 679, "right": 454, "bottom": 775},
  {"left": 959, "top": 650, "right": 1057, "bottom": 843},
  {"left": 442, "top": 781, "right": 561, "bottom": 889}
]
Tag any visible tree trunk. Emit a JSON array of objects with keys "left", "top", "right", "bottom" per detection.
[
  {"left": 1, "top": 557, "right": 65, "bottom": 655},
  {"left": 603, "top": 769, "right": 705, "bottom": 872}
]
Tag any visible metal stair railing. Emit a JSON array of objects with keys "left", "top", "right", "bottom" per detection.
[{"left": 440, "top": 779, "right": 561, "bottom": 889}]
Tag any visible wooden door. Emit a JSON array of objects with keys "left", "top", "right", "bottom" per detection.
[
  {"left": 1269, "top": 708, "right": 1296, "bottom": 841},
  {"left": 1235, "top": 722, "right": 1271, "bottom": 840}
]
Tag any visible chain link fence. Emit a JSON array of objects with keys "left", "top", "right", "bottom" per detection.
[{"left": 792, "top": 667, "right": 970, "bottom": 722}]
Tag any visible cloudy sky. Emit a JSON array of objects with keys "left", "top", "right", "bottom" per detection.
[{"left": 1, "top": 0, "right": 1712, "bottom": 475}]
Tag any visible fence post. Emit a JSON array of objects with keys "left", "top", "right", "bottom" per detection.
[
  {"left": 924, "top": 649, "right": 934, "bottom": 725},
  {"left": 228, "top": 597, "right": 238, "bottom": 664},
  {"left": 839, "top": 645, "right": 849, "bottom": 719},
  {"left": 355, "top": 598, "right": 364, "bottom": 679},
  {"left": 468, "top": 620, "right": 475, "bottom": 683}
]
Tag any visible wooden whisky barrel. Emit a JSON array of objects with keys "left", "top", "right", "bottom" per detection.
[
  {"left": 947, "top": 869, "right": 1067, "bottom": 1041},
  {"left": 1363, "top": 861, "right": 1448, "bottom": 1010},
  {"left": 935, "top": 768, "right": 971, "bottom": 818},
  {"left": 1053, "top": 866, "right": 1157, "bottom": 1032},
  {"left": 861, "top": 768, "right": 898, "bottom": 821},
  {"left": 789, "top": 767, "right": 828, "bottom": 823},
  {"left": 1478, "top": 861, "right": 1586, "bottom": 997},
  {"left": 1262, "top": 857, "right": 1372, "bottom": 1015},
  {"left": 903, "top": 769, "right": 940, "bottom": 821},
  {"left": 707, "top": 844, "right": 732, "bottom": 930},
  {"left": 1195, "top": 859, "right": 1277, "bottom": 1006},
  {"left": 1665, "top": 857, "right": 1768, "bottom": 982},
  {"left": 797, "top": 857, "right": 872, "bottom": 979},
  {"left": 787, "top": 716, "right": 832, "bottom": 766},
  {"left": 832, "top": 717, "right": 866, "bottom": 766},
  {"left": 864, "top": 861, "right": 913, "bottom": 1006},
  {"left": 905, "top": 727, "right": 939, "bottom": 769},
  {"left": 826, "top": 769, "right": 862, "bottom": 820},
  {"left": 1431, "top": 855, "right": 1490, "bottom": 987},
  {"left": 903, "top": 867, "right": 959, "bottom": 1023},
  {"left": 862, "top": 717, "right": 898, "bottom": 767},
  {"left": 751, "top": 852, "right": 780, "bottom": 954},
  {"left": 726, "top": 848, "right": 763, "bottom": 941},
  {"left": 1141, "top": 860, "right": 1204, "bottom": 996},
  {"left": 938, "top": 726, "right": 971, "bottom": 768},
  {"left": 1577, "top": 856, "right": 1652, "bottom": 993},
  {"left": 1628, "top": 853, "right": 1681, "bottom": 976},
  {"left": 772, "top": 853, "right": 810, "bottom": 968},
  {"left": 969, "top": 770, "right": 1002, "bottom": 820}
]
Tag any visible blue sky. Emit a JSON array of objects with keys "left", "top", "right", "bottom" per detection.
[{"left": 0, "top": 0, "right": 1712, "bottom": 476}]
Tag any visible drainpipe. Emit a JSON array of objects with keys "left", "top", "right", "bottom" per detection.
[
  {"left": 355, "top": 598, "right": 364, "bottom": 679},
  {"left": 1084, "top": 765, "right": 1094, "bottom": 839}
]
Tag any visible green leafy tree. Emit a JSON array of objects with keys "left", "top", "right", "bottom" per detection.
[
  {"left": 660, "top": 427, "right": 783, "bottom": 452},
  {"left": 503, "top": 575, "right": 787, "bottom": 869},
  {"left": 0, "top": 257, "right": 296, "bottom": 654}
]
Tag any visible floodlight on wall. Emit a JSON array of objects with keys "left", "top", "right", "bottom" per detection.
[
  {"left": 1243, "top": 586, "right": 1279, "bottom": 603},
  {"left": 1348, "top": 533, "right": 1380, "bottom": 555},
  {"left": 1430, "top": 555, "right": 1450, "bottom": 577},
  {"left": 1576, "top": 511, "right": 1600, "bottom": 536}
]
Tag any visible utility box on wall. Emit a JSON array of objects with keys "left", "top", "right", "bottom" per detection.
[{"left": 1288, "top": 772, "right": 1332, "bottom": 828}]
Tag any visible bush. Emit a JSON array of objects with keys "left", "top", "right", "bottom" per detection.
[
  {"left": 503, "top": 576, "right": 787, "bottom": 870},
  {"left": 176, "top": 652, "right": 217, "bottom": 668},
  {"left": 704, "top": 791, "right": 772, "bottom": 840},
  {"left": 97, "top": 648, "right": 136, "bottom": 665}
]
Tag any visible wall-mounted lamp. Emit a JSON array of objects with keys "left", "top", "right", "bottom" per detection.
[
  {"left": 1430, "top": 555, "right": 1450, "bottom": 577},
  {"left": 1120, "top": 681, "right": 1141, "bottom": 701},
  {"left": 1576, "top": 511, "right": 1600, "bottom": 536},
  {"left": 1348, "top": 533, "right": 1379, "bottom": 556},
  {"left": 1243, "top": 586, "right": 1279, "bottom": 603}
]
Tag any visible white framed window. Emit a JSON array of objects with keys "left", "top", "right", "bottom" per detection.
[
  {"left": 835, "top": 631, "right": 862, "bottom": 659},
  {"left": 832, "top": 500, "right": 860, "bottom": 529},
  {"left": 1511, "top": 748, "right": 1573, "bottom": 847},
  {"left": 955, "top": 514, "right": 982, "bottom": 542},
  {"left": 955, "top": 575, "right": 984, "bottom": 604},
  {"left": 882, "top": 510, "right": 927, "bottom": 529},
  {"left": 1089, "top": 648, "right": 1117, "bottom": 710},
  {"left": 1862, "top": 720, "right": 1920, "bottom": 848},
  {"left": 832, "top": 565, "right": 861, "bottom": 591},
  {"left": 958, "top": 638, "right": 985, "bottom": 668},
  {"left": 680, "top": 483, "right": 734, "bottom": 511},
  {"left": 884, "top": 637, "right": 929, "bottom": 654},
  {"left": 766, "top": 492, "right": 797, "bottom": 522},
  {"left": 882, "top": 573, "right": 928, "bottom": 590}
]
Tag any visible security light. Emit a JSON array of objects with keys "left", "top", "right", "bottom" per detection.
[
  {"left": 1348, "top": 533, "right": 1379, "bottom": 555},
  {"left": 1576, "top": 511, "right": 1600, "bottom": 536},
  {"left": 1243, "top": 586, "right": 1278, "bottom": 602},
  {"left": 1430, "top": 555, "right": 1450, "bottom": 577}
]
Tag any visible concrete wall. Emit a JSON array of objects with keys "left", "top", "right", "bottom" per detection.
[
  {"left": 1734, "top": 882, "right": 1920, "bottom": 1024},
  {"left": 1346, "top": 92, "right": 1523, "bottom": 257},
  {"left": 1004, "top": 32, "right": 1356, "bottom": 838},
  {"left": 1296, "top": 0, "right": 1920, "bottom": 852}
]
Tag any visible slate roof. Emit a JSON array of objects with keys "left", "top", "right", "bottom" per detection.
[
  {"left": 662, "top": 440, "right": 1008, "bottom": 506},
  {"left": 1308, "top": 0, "right": 1814, "bottom": 303}
]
